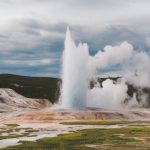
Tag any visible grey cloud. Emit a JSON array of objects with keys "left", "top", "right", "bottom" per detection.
[
  {"left": 68, "top": 25, "right": 148, "bottom": 53},
  {"left": 0, "top": 0, "right": 150, "bottom": 77},
  {"left": 0, "top": 0, "right": 12, "bottom": 4},
  {"left": 20, "top": 19, "right": 67, "bottom": 35},
  {"left": 0, "top": 22, "right": 149, "bottom": 76},
  {"left": 0, "top": 20, "right": 66, "bottom": 52}
]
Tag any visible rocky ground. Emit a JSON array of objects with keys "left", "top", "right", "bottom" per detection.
[
  {"left": 0, "top": 88, "right": 51, "bottom": 113},
  {"left": 1, "top": 89, "right": 150, "bottom": 149},
  {"left": 1, "top": 88, "right": 150, "bottom": 125}
]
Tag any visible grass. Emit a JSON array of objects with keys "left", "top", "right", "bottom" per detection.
[
  {"left": 0, "top": 133, "right": 30, "bottom": 140},
  {"left": 1, "top": 125, "right": 150, "bottom": 150},
  {"left": 5, "top": 124, "right": 20, "bottom": 128},
  {"left": 61, "top": 120, "right": 150, "bottom": 126},
  {"left": 0, "top": 124, "right": 39, "bottom": 140},
  {"left": 61, "top": 120, "right": 127, "bottom": 125},
  {"left": 24, "top": 129, "right": 39, "bottom": 133}
]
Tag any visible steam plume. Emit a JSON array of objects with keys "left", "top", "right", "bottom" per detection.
[{"left": 61, "top": 28, "right": 150, "bottom": 109}]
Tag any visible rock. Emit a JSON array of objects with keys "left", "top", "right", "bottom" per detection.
[{"left": 0, "top": 88, "right": 51, "bottom": 112}]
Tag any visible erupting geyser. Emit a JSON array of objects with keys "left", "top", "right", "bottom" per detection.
[
  {"left": 61, "top": 28, "right": 89, "bottom": 108},
  {"left": 60, "top": 27, "right": 149, "bottom": 110}
]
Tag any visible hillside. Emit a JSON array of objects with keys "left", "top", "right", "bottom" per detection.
[
  {"left": 0, "top": 74, "right": 120, "bottom": 104},
  {"left": 0, "top": 74, "right": 149, "bottom": 106},
  {"left": 0, "top": 74, "right": 60, "bottom": 103}
]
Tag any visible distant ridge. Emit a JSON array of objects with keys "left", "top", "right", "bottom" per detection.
[
  {"left": 0, "top": 74, "right": 149, "bottom": 106},
  {"left": 0, "top": 74, "right": 60, "bottom": 103}
]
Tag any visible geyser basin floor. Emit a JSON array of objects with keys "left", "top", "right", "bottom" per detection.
[
  {"left": 1, "top": 108, "right": 150, "bottom": 149},
  {"left": 2, "top": 121, "right": 150, "bottom": 150},
  {"left": 0, "top": 121, "right": 125, "bottom": 149},
  {"left": 1, "top": 108, "right": 150, "bottom": 125}
]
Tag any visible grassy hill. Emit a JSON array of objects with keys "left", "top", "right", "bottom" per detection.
[
  {"left": 0, "top": 74, "right": 121, "bottom": 104},
  {"left": 0, "top": 74, "right": 60, "bottom": 103}
]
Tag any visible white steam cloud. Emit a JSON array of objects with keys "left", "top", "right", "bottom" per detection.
[
  {"left": 87, "top": 41, "right": 134, "bottom": 109},
  {"left": 88, "top": 49, "right": 150, "bottom": 109},
  {"left": 87, "top": 79, "right": 128, "bottom": 109},
  {"left": 124, "top": 52, "right": 150, "bottom": 88},
  {"left": 91, "top": 42, "right": 133, "bottom": 69}
]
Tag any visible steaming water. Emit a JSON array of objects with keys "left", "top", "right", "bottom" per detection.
[{"left": 61, "top": 28, "right": 89, "bottom": 108}]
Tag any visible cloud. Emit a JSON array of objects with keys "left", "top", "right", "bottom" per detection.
[
  {"left": 3, "top": 58, "right": 55, "bottom": 67},
  {"left": 0, "top": 0, "right": 150, "bottom": 76},
  {"left": 0, "top": 19, "right": 66, "bottom": 52}
]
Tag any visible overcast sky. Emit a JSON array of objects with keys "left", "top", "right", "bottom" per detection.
[{"left": 0, "top": 0, "right": 150, "bottom": 77}]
